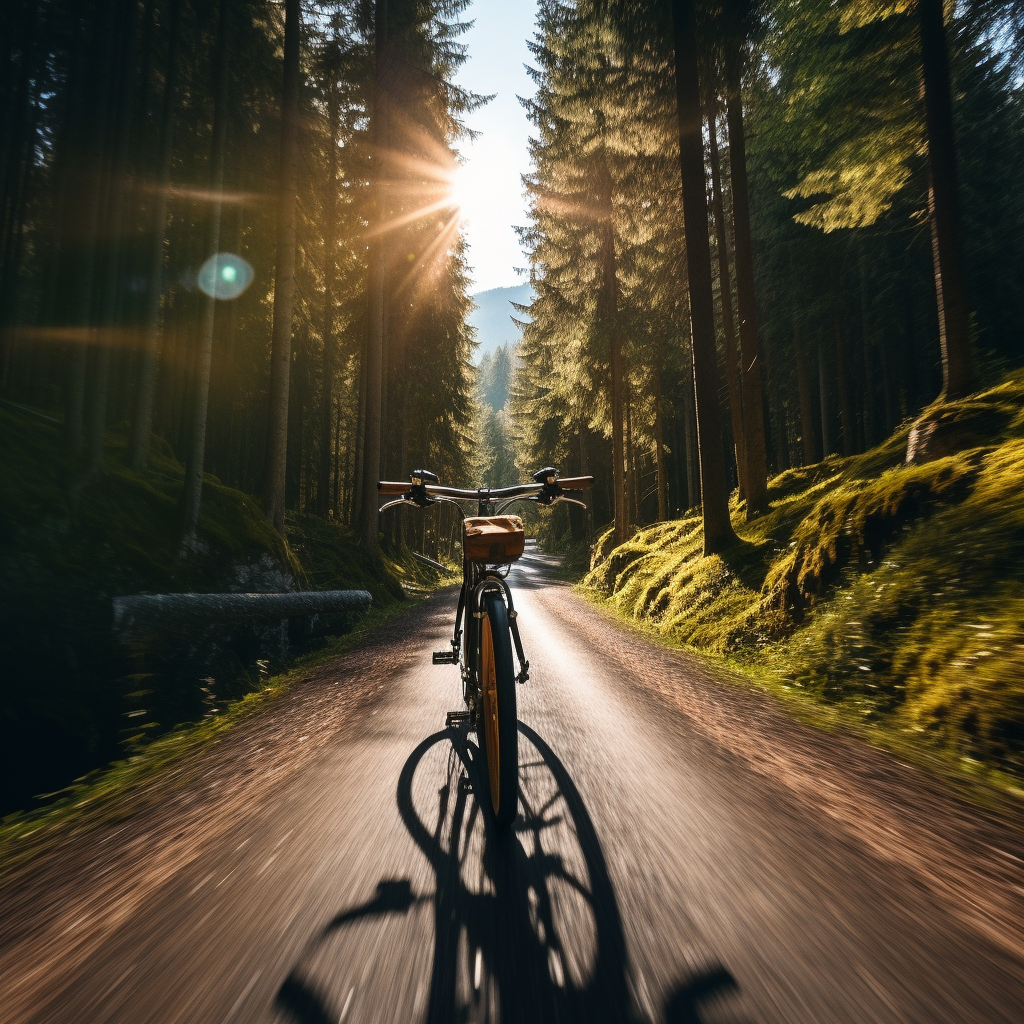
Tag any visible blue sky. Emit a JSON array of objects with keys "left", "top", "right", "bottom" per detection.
[{"left": 451, "top": 0, "right": 539, "bottom": 294}]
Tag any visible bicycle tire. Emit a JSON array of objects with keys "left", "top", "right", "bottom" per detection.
[{"left": 478, "top": 590, "right": 518, "bottom": 826}]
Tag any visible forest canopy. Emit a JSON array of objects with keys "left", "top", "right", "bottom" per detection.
[
  {"left": 1, "top": 0, "right": 1023, "bottom": 550},
  {"left": 513, "top": 0, "right": 1024, "bottom": 550},
  {"left": 0, "top": 0, "right": 482, "bottom": 558}
]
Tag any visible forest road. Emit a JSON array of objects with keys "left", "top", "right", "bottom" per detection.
[{"left": 5, "top": 544, "right": 1024, "bottom": 1024}]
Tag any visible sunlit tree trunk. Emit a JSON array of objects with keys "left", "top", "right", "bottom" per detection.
[
  {"left": 625, "top": 383, "right": 639, "bottom": 528},
  {"left": 358, "top": 0, "right": 389, "bottom": 554},
  {"left": 682, "top": 354, "right": 699, "bottom": 510},
  {"left": 129, "top": 0, "right": 181, "bottom": 471},
  {"left": 919, "top": 0, "right": 972, "bottom": 399},
  {"left": 181, "top": 0, "right": 231, "bottom": 545},
  {"left": 603, "top": 227, "right": 627, "bottom": 545},
  {"left": 352, "top": 338, "right": 366, "bottom": 528},
  {"left": 724, "top": 35, "right": 768, "bottom": 517},
  {"left": 578, "top": 416, "right": 591, "bottom": 535},
  {"left": 707, "top": 106, "right": 746, "bottom": 500},
  {"left": 263, "top": 0, "right": 301, "bottom": 534},
  {"left": 595, "top": 150, "right": 628, "bottom": 545},
  {"left": 333, "top": 399, "right": 342, "bottom": 516},
  {"left": 318, "top": 80, "right": 339, "bottom": 518},
  {"left": 670, "top": 0, "right": 737, "bottom": 554},
  {"left": 654, "top": 372, "right": 667, "bottom": 521}
]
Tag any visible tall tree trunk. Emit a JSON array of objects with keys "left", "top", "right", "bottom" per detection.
[
  {"left": 776, "top": 397, "right": 790, "bottom": 471},
  {"left": 625, "top": 383, "right": 639, "bottom": 529},
  {"left": 654, "top": 372, "right": 667, "bottom": 521},
  {"left": 859, "top": 252, "right": 875, "bottom": 449},
  {"left": 64, "top": 5, "right": 117, "bottom": 453},
  {"left": 263, "top": 0, "right": 301, "bottom": 534},
  {"left": 707, "top": 105, "right": 747, "bottom": 500},
  {"left": 919, "top": 0, "right": 972, "bottom": 399},
  {"left": 352, "top": 340, "right": 366, "bottom": 527},
  {"left": 577, "top": 416, "right": 591, "bottom": 539},
  {"left": 208, "top": 203, "right": 240, "bottom": 480},
  {"left": 818, "top": 341, "right": 831, "bottom": 456},
  {"left": 670, "top": 0, "right": 737, "bottom": 554},
  {"left": 0, "top": 0, "right": 38, "bottom": 378},
  {"left": 333, "top": 397, "right": 342, "bottom": 516},
  {"left": 596, "top": 150, "right": 627, "bottom": 546},
  {"left": 129, "top": 0, "right": 181, "bottom": 471},
  {"left": 358, "top": 0, "right": 388, "bottom": 554},
  {"left": 181, "top": 0, "right": 231, "bottom": 545},
  {"left": 89, "top": 0, "right": 139, "bottom": 473},
  {"left": 724, "top": 35, "right": 768, "bottom": 517},
  {"left": 834, "top": 313, "right": 854, "bottom": 456},
  {"left": 880, "top": 331, "right": 895, "bottom": 435},
  {"left": 793, "top": 314, "right": 818, "bottom": 464},
  {"left": 681, "top": 362, "right": 699, "bottom": 511},
  {"left": 318, "top": 81, "right": 339, "bottom": 518}
]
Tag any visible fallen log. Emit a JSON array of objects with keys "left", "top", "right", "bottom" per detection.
[
  {"left": 113, "top": 590, "right": 372, "bottom": 636},
  {"left": 413, "top": 552, "right": 449, "bottom": 573}
]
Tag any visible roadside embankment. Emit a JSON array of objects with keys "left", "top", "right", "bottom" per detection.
[
  {"left": 0, "top": 408, "right": 451, "bottom": 817},
  {"left": 584, "top": 373, "right": 1024, "bottom": 791}
]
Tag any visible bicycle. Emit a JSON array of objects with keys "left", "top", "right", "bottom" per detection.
[{"left": 377, "top": 468, "right": 594, "bottom": 826}]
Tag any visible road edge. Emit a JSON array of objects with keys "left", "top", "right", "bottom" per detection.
[
  {"left": 0, "top": 594, "right": 441, "bottom": 878},
  {"left": 572, "top": 581, "right": 1024, "bottom": 818}
]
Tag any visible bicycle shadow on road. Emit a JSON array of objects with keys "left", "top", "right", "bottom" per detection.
[{"left": 275, "top": 722, "right": 737, "bottom": 1023}]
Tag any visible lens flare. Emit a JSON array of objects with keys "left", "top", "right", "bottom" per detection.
[{"left": 198, "top": 253, "right": 253, "bottom": 300}]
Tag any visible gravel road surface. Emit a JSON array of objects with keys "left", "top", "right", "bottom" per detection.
[{"left": 4, "top": 546, "right": 1024, "bottom": 1024}]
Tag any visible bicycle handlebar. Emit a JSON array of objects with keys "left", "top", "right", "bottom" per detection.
[
  {"left": 556, "top": 476, "right": 594, "bottom": 490},
  {"left": 376, "top": 475, "right": 593, "bottom": 502}
]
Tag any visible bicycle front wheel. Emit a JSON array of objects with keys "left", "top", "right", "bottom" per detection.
[{"left": 478, "top": 590, "right": 518, "bottom": 826}]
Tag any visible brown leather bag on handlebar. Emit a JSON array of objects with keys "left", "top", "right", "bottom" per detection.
[{"left": 463, "top": 516, "right": 525, "bottom": 564}]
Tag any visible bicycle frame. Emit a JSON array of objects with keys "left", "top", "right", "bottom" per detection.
[
  {"left": 432, "top": 504, "right": 532, "bottom": 726},
  {"left": 377, "top": 470, "right": 592, "bottom": 730}
]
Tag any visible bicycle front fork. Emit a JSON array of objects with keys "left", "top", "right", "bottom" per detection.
[{"left": 468, "top": 575, "right": 529, "bottom": 685}]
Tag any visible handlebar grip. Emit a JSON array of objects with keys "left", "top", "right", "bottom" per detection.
[
  {"left": 377, "top": 481, "right": 409, "bottom": 495},
  {"left": 558, "top": 476, "right": 594, "bottom": 490}
]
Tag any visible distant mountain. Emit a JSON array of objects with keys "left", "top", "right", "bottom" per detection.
[{"left": 468, "top": 283, "right": 534, "bottom": 362}]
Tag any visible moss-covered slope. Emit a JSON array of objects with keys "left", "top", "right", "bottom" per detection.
[
  {"left": 0, "top": 409, "right": 432, "bottom": 813},
  {"left": 585, "top": 373, "right": 1024, "bottom": 778}
]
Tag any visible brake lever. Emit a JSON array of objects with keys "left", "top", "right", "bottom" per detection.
[
  {"left": 379, "top": 498, "right": 419, "bottom": 512},
  {"left": 552, "top": 496, "right": 588, "bottom": 510}
]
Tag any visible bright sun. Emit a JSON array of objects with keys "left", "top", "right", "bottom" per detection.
[{"left": 449, "top": 162, "right": 487, "bottom": 223}]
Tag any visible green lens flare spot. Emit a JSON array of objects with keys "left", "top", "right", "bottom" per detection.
[{"left": 198, "top": 253, "right": 253, "bottom": 300}]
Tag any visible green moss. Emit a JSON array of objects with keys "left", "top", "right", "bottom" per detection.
[
  {"left": 764, "top": 451, "right": 981, "bottom": 615},
  {"left": 584, "top": 372, "right": 1024, "bottom": 782}
]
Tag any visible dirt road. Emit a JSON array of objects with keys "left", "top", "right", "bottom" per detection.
[{"left": 4, "top": 547, "right": 1024, "bottom": 1023}]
